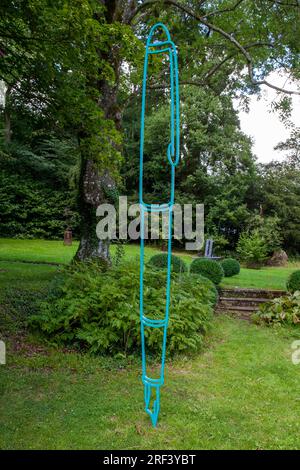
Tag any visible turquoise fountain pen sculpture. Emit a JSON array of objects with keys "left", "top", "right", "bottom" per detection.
[{"left": 139, "top": 23, "right": 180, "bottom": 427}]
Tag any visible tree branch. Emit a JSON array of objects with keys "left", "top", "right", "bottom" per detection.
[
  {"left": 265, "top": 0, "right": 299, "bottom": 6},
  {"left": 129, "top": 0, "right": 300, "bottom": 95},
  {"left": 203, "top": 42, "right": 275, "bottom": 81},
  {"left": 204, "top": 0, "right": 246, "bottom": 19}
]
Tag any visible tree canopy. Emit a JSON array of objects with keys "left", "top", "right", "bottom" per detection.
[{"left": 0, "top": 1, "right": 299, "bottom": 256}]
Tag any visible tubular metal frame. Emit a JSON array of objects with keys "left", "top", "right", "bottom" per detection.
[{"left": 139, "top": 23, "right": 180, "bottom": 427}]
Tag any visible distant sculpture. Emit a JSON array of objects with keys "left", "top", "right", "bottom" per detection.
[
  {"left": 201, "top": 239, "right": 221, "bottom": 260},
  {"left": 64, "top": 227, "right": 72, "bottom": 246}
]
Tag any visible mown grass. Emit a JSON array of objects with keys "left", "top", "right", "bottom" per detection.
[
  {"left": 220, "top": 266, "right": 295, "bottom": 291},
  {"left": 1, "top": 316, "right": 300, "bottom": 449},
  {"left": 0, "top": 238, "right": 298, "bottom": 290},
  {"left": 0, "top": 238, "right": 192, "bottom": 265},
  {"left": 1, "top": 239, "right": 300, "bottom": 449},
  {"left": 0, "top": 260, "right": 58, "bottom": 290},
  {"left": 0, "top": 261, "right": 58, "bottom": 336},
  {"left": 0, "top": 238, "right": 78, "bottom": 264}
]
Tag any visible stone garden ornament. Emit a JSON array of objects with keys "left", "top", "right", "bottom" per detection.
[{"left": 139, "top": 23, "right": 180, "bottom": 427}]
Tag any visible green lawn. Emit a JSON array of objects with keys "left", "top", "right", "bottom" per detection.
[
  {"left": 0, "top": 238, "right": 79, "bottom": 264},
  {"left": 0, "top": 238, "right": 192, "bottom": 265},
  {"left": 1, "top": 316, "right": 300, "bottom": 449},
  {"left": 0, "top": 260, "right": 58, "bottom": 290},
  {"left": 221, "top": 266, "right": 296, "bottom": 291},
  {"left": 1, "top": 239, "right": 300, "bottom": 449},
  {"left": 0, "top": 238, "right": 298, "bottom": 290}
]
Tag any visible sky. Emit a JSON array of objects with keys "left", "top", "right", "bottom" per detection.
[{"left": 234, "top": 71, "right": 300, "bottom": 163}]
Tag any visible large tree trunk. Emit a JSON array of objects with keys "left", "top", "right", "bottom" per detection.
[
  {"left": 74, "top": 0, "right": 124, "bottom": 263},
  {"left": 75, "top": 157, "right": 116, "bottom": 263}
]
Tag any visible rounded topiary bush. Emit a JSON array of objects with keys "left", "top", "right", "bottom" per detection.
[
  {"left": 220, "top": 258, "right": 240, "bottom": 277},
  {"left": 190, "top": 258, "right": 224, "bottom": 285},
  {"left": 147, "top": 253, "right": 187, "bottom": 273},
  {"left": 287, "top": 270, "right": 300, "bottom": 293}
]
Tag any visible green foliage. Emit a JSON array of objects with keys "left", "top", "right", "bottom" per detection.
[
  {"left": 190, "top": 258, "right": 224, "bottom": 285},
  {"left": 147, "top": 253, "right": 187, "bottom": 273},
  {"left": 253, "top": 291, "right": 300, "bottom": 326},
  {"left": 237, "top": 230, "right": 268, "bottom": 268},
  {"left": 120, "top": 6, "right": 299, "bottom": 256},
  {"left": 189, "top": 273, "right": 219, "bottom": 307},
  {"left": 260, "top": 217, "right": 283, "bottom": 254},
  {"left": 0, "top": 0, "right": 142, "bottom": 176},
  {"left": 29, "top": 261, "right": 215, "bottom": 355},
  {"left": 258, "top": 160, "right": 300, "bottom": 255},
  {"left": 0, "top": 0, "right": 299, "bottom": 259},
  {"left": 0, "top": 132, "right": 80, "bottom": 238},
  {"left": 122, "top": 86, "right": 256, "bottom": 249},
  {"left": 112, "top": 241, "right": 126, "bottom": 266},
  {"left": 287, "top": 270, "right": 300, "bottom": 293},
  {"left": 220, "top": 258, "right": 240, "bottom": 277},
  {"left": 247, "top": 215, "right": 283, "bottom": 255},
  {"left": 2, "top": 137, "right": 79, "bottom": 185},
  {"left": 0, "top": 169, "right": 79, "bottom": 239}
]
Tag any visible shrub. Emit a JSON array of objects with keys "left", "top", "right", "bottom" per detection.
[
  {"left": 0, "top": 170, "right": 79, "bottom": 239},
  {"left": 253, "top": 291, "right": 300, "bottom": 326},
  {"left": 220, "top": 258, "right": 240, "bottom": 277},
  {"left": 147, "top": 253, "right": 187, "bottom": 273},
  {"left": 287, "top": 270, "right": 300, "bottom": 293},
  {"left": 189, "top": 274, "right": 219, "bottom": 307},
  {"left": 247, "top": 215, "right": 283, "bottom": 255},
  {"left": 29, "top": 261, "right": 215, "bottom": 355},
  {"left": 190, "top": 258, "right": 224, "bottom": 285},
  {"left": 236, "top": 230, "right": 268, "bottom": 268}
]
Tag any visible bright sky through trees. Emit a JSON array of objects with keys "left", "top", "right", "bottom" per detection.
[{"left": 236, "top": 72, "right": 300, "bottom": 163}]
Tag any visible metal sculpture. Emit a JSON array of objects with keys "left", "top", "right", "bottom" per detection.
[{"left": 139, "top": 23, "right": 180, "bottom": 427}]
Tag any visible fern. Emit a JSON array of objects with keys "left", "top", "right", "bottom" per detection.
[{"left": 29, "top": 260, "right": 216, "bottom": 355}]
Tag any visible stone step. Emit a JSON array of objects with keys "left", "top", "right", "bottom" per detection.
[
  {"left": 216, "top": 287, "right": 285, "bottom": 319},
  {"left": 219, "top": 297, "right": 270, "bottom": 303},
  {"left": 216, "top": 306, "right": 254, "bottom": 320},
  {"left": 218, "top": 298, "right": 269, "bottom": 310},
  {"left": 219, "top": 288, "right": 285, "bottom": 299},
  {"left": 217, "top": 305, "right": 258, "bottom": 312}
]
